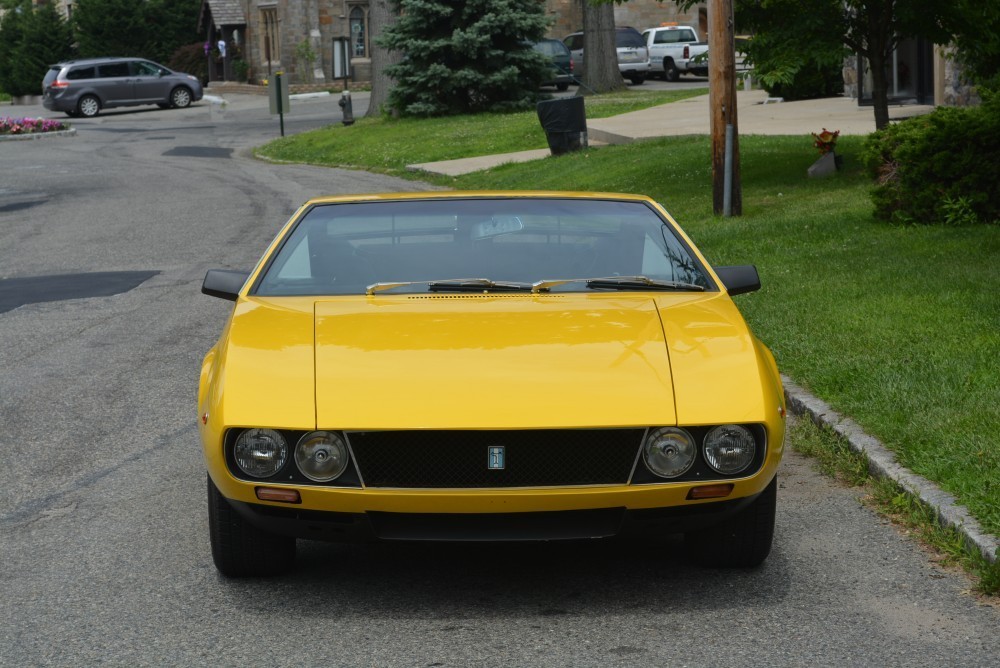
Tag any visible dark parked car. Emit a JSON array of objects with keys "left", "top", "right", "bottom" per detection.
[
  {"left": 563, "top": 27, "right": 650, "bottom": 85},
  {"left": 42, "top": 57, "right": 204, "bottom": 118},
  {"left": 532, "top": 38, "right": 574, "bottom": 91}
]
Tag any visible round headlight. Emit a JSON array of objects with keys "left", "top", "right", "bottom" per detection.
[
  {"left": 233, "top": 428, "right": 288, "bottom": 478},
  {"left": 703, "top": 425, "right": 756, "bottom": 475},
  {"left": 643, "top": 427, "right": 697, "bottom": 478},
  {"left": 295, "top": 431, "right": 349, "bottom": 482}
]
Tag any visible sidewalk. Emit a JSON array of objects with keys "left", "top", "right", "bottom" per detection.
[{"left": 409, "top": 89, "right": 935, "bottom": 176}]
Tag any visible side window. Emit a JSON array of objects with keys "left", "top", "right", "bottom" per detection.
[
  {"left": 132, "top": 61, "right": 160, "bottom": 76},
  {"left": 66, "top": 66, "right": 96, "bottom": 80},
  {"left": 98, "top": 62, "right": 130, "bottom": 78},
  {"left": 681, "top": 30, "right": 696, "bottom": 42}
]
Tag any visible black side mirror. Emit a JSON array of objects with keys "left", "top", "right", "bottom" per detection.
[
  {"left": 714, "top": 265, "right": 761, "bottom": 296},
  {"left": 202, "top": 269, "right": 250, "bottom": 301}
]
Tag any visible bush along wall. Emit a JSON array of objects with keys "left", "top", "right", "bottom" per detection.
[{"left": 864, "top": 91, "right": 1000, "bottom": 225}]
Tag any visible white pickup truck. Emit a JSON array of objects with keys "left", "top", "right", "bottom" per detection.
[{"left": 641, "top": 25, "right": 708, "bottom": 81}]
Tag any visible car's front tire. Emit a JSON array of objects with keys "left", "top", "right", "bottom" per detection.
[
  {"left": 170, "top": 86, "right": 193, "bottom": 108},
  {"left": 207, "top": 476, "right": 296, "bottom": 577},
  {"left": 685, "top": 475, "right": 776, "bottom": 568},
  {"left": 77, "top": 95, "right": 101, "bottom": 118}
]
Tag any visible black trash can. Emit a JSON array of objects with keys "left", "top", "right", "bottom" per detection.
[{"left": 537, "top": 96, "right": 587, "bottom": 156}]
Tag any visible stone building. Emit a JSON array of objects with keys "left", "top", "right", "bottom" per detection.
[
  {"left": 193, "top": 0, "right": 977, "bottom": 107},
  {"left": 195, "top": 0, "right": 706, "bottom": 87}
]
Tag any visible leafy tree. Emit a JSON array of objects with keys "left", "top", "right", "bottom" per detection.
[
  {"left": 0, "top": 0, "right": 73, "bottom": 97},
  {"left": 380, "top": 0, "right": 550, "bottom": 116},
  {"left": 949, "top": 0, "right": 1000, "bottom": 87},
  {"left": 681, "top": 0, "right": 955, "bottom": 130},
  {"left": 730, "top": 0, "right": 846, "bottom": 101}
]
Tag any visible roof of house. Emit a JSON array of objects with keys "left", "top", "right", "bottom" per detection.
[{"left": 199, "top": 0, "right": 246, "bottom": 30}]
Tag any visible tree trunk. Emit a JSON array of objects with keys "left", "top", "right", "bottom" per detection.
[
  {"left": 306, "top": 0, "right": 325, "bottom": 83},
  {"left": 579, "top": 0, "right": 625, "bottom": 95},
  {"left": 865, "top": 2, "right": 892, "bottom": 130},
  {"left": 367, "top": 0, "right": 401, "bottom": 117}
]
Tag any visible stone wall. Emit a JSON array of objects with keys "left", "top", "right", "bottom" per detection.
[{"left": 544, "top": 1, "right": 705, "bottom": 39}]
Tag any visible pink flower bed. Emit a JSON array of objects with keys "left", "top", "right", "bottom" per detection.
[{"left": 0, "top": 117, "right": 68, "bottom": 135}]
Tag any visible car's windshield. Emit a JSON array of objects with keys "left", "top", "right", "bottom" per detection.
[{"left": 253, "top": 198, "right": 712, "bottom": 296}]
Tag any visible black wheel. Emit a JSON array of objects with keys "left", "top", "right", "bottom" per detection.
[
  {"left": 77, "top": 94, "right": 101, "bottom": 117},
  {"left": 556, "top": 82, "right": 570, "bottom": 92},
  {"left": 170, "top": 86, "right": 193, "bottom": 108},
  {"left": 207, "top": 476, "right": 296, "bottom": 577},
  {"left": 685, "top": 475, "right": 777, "bottom": 568},
  {"left": 156, "top": 103, "right": 170, "bottom": 109},
  {"left": 663, "top": 58, "right": 680, "bottom": 82},
  {"left": 628, "top": 73, "right": 646, "bottom": 85},
  {"left": 64, "top": 110, "right": 79, "bottom": 118}
]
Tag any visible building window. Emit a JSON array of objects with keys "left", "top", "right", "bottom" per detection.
[
  {"left": 350, "top": 6, "right": 367, "bottom": 58},
  {"left": 260, "top": 7, "right": 280, "bottom": 64}
]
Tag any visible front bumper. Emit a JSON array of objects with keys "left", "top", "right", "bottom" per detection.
[{"left": 226, "top": 489, "right": 765, "bottom": 542}]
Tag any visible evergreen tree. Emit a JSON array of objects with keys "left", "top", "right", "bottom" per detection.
[
  {"left": 380, "top": 0, "right": 550, "bottom": 117},
  {"left": 144, "top": 0, "right": 202, "bottom": 64},
  {"left": 0, "top": 0, "right": 73, "bottom": 97},
  {"left": 73, "top": 0, "right": 150, "bottom": 58}
]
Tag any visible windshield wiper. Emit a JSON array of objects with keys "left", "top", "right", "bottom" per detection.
[
  {"left": 531, "top": 276, "right": 705, "bottom": 293},
  {"left": 366, "top": 278, "right": 532, "bottom": 295}
]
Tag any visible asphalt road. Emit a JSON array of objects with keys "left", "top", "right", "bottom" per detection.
[{"left": 1, "top": 94, "right": 997, "bottom": 667}]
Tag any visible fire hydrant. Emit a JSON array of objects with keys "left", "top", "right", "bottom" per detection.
[{"left": 339, "top": 90, "right": 354, "bottom": 126}]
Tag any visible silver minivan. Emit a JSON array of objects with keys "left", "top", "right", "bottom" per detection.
[{"left": 42, "top": 57, "right": 204, "bottom": 118}]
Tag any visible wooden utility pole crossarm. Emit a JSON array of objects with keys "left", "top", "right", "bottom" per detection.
[{"left": 709, "top": 0, "right": 741, "bottom": 216}]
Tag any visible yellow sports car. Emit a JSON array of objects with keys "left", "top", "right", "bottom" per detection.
[{"left": 199, "top": 191, "right": 785, "bottom": 576}]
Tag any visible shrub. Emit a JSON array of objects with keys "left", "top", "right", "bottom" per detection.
[
  {"left": 168, "top": 43, "right": 209, "bottom": 84},
  {"left": 864, "top": 93, "right": 1000, "bottom": 225},
  {"left": 764, "top": 62, "right": 843, "bottom": 101}
]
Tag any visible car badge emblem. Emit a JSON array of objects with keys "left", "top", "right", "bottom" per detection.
[{"left": 488, "top": 446, "right": 505, "bottom": 470}]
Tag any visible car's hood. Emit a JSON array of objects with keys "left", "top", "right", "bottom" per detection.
[
  {"left": 219, "top": 293, "right": 769, "bottom": 431},
  {"left": 314, "top": 296, "right": 678, "bottom": 430}
]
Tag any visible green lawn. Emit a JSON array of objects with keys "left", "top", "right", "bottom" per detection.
[
  {"left": 255, "top": 89, "right": 707, "bottom": 172},
  {"left": 256, "top": 101, "right": 1000, "bottom": 543}
]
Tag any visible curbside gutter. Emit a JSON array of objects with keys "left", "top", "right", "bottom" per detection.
[
  {"left": 782, "top": 374, "right": 999, "bottom": 564},
  {"left": 0, "top": 128, "right": 76, "bottom": 141}
]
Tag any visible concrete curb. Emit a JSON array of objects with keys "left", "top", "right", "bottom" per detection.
[
  {"left": 0, "top": 128, "right": 77, "bottom": 141},
  {"left": 782, "top": 374, "right": 999, "bottom": 564}
]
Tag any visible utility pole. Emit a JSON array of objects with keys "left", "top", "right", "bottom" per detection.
[{"left": 709, "top": 0, "right": 741, "bottom": 216}]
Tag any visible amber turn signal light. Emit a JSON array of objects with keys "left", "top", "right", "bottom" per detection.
[
  {"left": 686, "top": 483, "right": 735, "bottom": 500},
  {"left": 255, "top": 487, "right": 301, "bottom": 504}
]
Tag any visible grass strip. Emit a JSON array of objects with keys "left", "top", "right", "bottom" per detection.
[{"left": 254, "top": 89, "right": 707, "bottom": 174}]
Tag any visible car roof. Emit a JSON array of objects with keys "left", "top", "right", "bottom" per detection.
[
  {"left": 300, "top": 191, "right": 657, "bottom": 208},
  {"left": 54, "top": 57, "right": 138, "bottom": 67}
]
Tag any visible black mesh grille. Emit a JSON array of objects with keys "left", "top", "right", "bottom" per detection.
[{"left": 348, "top": 429, "right": 645, "bottom": 488}]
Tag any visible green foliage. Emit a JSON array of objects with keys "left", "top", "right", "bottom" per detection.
[
  {"left": 0, "top": 0, "right": 73, "bottom": 97},
  {"left": 380, "top": 0, "right": 550, "bottom": 116},
  {"left": 949, "top": 0, "right": 1000, "bottom": 85},
  {"left": 864, "top": 92, "right": 1000, "bottom": 225},
  {"left": 73, "top": 0, "right": 199, "bottom": 63},
  {"left": 143, "top": 0, "right": 202, "bottom": 64},
  {"left": 734, "top": 0, "right": 847, "bottom": 100},
  {"left": 167, "top": 43, "right": 209, "bottom": 84}
]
